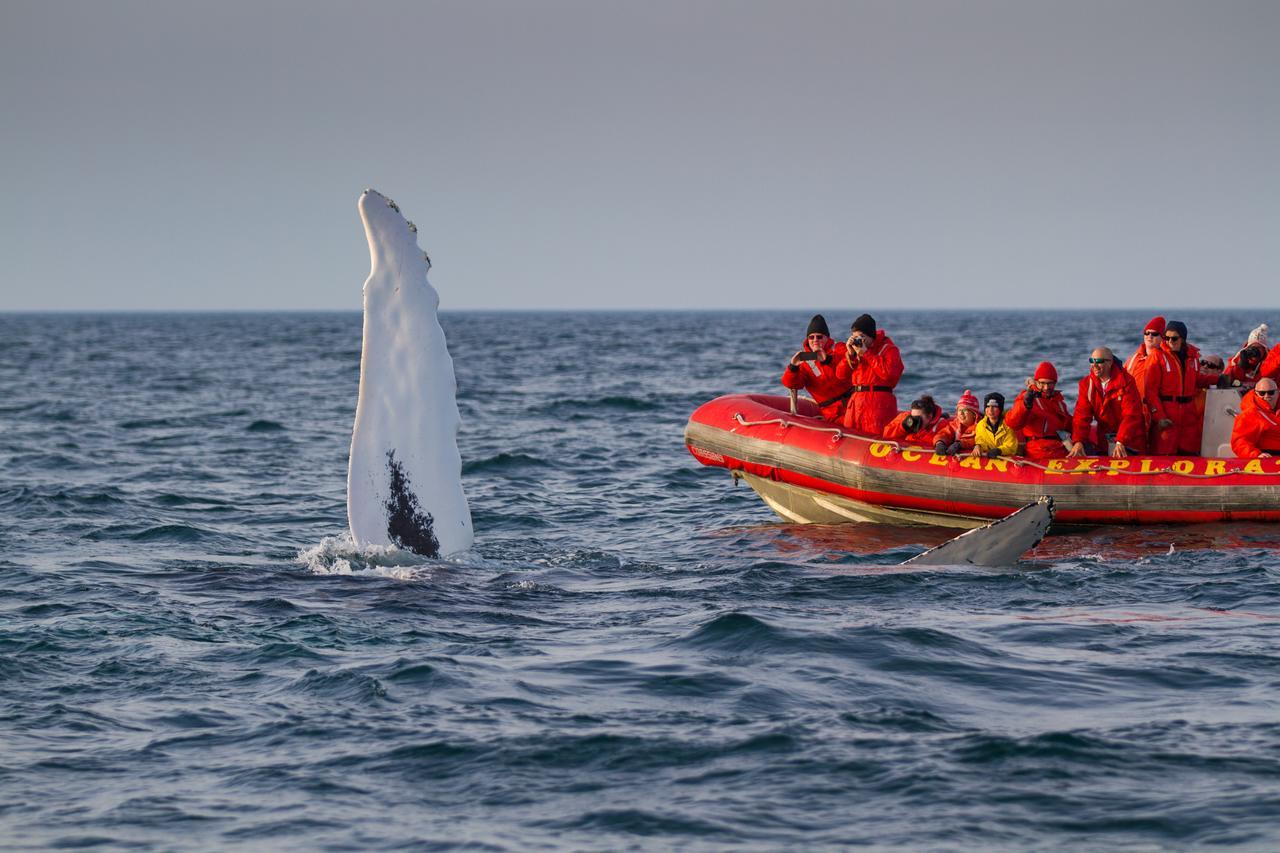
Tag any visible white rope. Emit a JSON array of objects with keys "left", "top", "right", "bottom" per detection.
[{"left": 731, "top": 413, "right": 1272, "bottom": 479}]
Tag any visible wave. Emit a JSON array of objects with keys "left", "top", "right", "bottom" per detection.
[
  {"left": 85, "top": 523, "right": 219, "bottom": 543},
  {"left": 246, "top": 420, "right": 286, "bottom": 432},
  {"left": 529, "top": 395, "right": 662, "bottom": 414},
  {"left": 462, "top": 452, "right": 548, "bottom": 474}
]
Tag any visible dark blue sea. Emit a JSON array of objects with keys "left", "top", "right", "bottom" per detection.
[{"left": 3, "top": 310, "right": 1279, "bottom": 850}]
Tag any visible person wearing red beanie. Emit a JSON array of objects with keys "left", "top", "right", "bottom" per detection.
[
  {"left": 1124, "top": 316, "right": 1173, "bottom": 446},
  {"left": 1006, "top": 361, "right": 1072, "bottom": 460},
  {"left": 932, "top": 390, "right": 981, "bottom": 455}
]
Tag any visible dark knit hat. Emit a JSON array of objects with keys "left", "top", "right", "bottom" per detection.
[
  {"left": 984, "top": 392, "right": 1005, "bottom": 409},
  {"left": 851, "top": 314, "right": 876, "bottom": 337},
  {"left": 806, "top": 314, "right": 830, "bottom": 337},
  {"left": 1165, "top": 320, "right": 1188, "bottom": 340}
]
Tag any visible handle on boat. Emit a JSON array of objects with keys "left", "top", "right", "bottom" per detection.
[{"left": 789, "top": 389, "right": 798, "bottom": 415}]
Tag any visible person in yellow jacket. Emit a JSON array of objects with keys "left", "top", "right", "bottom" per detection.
[{"left": 973, "top": 392, "right": 1019, "bottom": 458}]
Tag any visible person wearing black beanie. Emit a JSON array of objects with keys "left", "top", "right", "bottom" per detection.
[
  {"left": 838, "top": 313, "right": 904, "bottom": 436},
  {"left": 780, "top": 314, "right": 852, "bottom": 422},
  {"left": 1157, "top": 320, "right": 1214, "bottom": 455},
  {"left": 973, "top": 392, "right": 1018, "bottom": 458}
]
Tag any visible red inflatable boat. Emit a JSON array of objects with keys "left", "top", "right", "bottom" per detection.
[{"left": 685, "top": 394, "right": 1280, "bottom": 528}]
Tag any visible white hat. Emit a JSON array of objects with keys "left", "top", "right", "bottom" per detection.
[{"left": 1248, "top": 323, "right": 1269, "bottom": 347}]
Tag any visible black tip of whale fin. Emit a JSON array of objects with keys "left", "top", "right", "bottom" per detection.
[{"left": 384, "top": 450, "right": 440, "bottom": 558}]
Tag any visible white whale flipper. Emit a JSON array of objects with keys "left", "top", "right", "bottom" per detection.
[
  {"left": 347, "top": 189, "right": 473, "bottom": 558},
  {"left": 902, "top": 497, "right": 1054, "bottom": 567}
]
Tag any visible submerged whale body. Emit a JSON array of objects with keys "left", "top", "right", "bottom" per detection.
[{"left": 347, "top": 189, "right": 473, "bottom": 558}]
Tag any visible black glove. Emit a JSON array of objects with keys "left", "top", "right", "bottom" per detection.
[
  {"left": 1216, "top": 374, "right": 1233, "bottom": 389},
  {"left": 986, "top": 448, "right": 1001, "bottom": 458},
  {"left": 947, "top": 441, "right": 962, "bottom": 456},
  {"left": 934, "top": 440, "right": 948, "bottom": 455},
  {"left": 1024, "top": 390, "right": 1040, "bottom": 404}
]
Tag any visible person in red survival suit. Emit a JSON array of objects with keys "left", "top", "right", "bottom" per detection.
[
  {"left": 1151, "top": 320, "right": 1216, "bottom": 455},
  {"left": 780, "top": 314, "right": 852, "bottom": 422},
  {"left": 1230, "top": 379, "right": 1280, "bottom": 458},
  {"left": 882, "top": 395, "right": 948, "bottom": 448},
  {"left": 1124, "top": 315, "right": 1165, "bottom": 432},
  {"left": 1224, "top": 324, "right": 1269, "bottom": 390},
  {"left": 1254, "top": 325, "right": 1280, "bottom": 385},
  {"left": 932, "top": 389, "right": 981, "bottom": 456},
  {"left": 837, "top": 314, "right": 903, "bottom": 436},
  {"left": 1067, "top": 347, "right": 1145, "bottom": 458},
  {"left": 1006, "top": 361, "right": 1072, "bottom": 461}
]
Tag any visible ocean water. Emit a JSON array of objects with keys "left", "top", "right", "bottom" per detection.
[{"left": 2, "top": 309, "right": 1279, "bottom": 850}]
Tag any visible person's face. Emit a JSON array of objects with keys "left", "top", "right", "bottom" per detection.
[
  {"left": 1144, "top": 329, "right": 1161, "bottom": 350},
  {"left": 1164, "top": 331, "right": 1184, "bottom": 352},
  {"left": 1034, "top": 378, "right": 1056, "bottom": 394},
  {"left": 957, "top": 408, "right": 977, "bottom": 425},
  {"left": 1256, "top": 382, "right": 1278, "bottom": 409},
  {"left": 985, "top": 403, "right": 1002, "bottom": 423},
  {"left": 1089, "top": 353, "right": 1112, "bottom": 379},
  {"left": 806, "top": 332, "right": 828, "bottom": 350}
]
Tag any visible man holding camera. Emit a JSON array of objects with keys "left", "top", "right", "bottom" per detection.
[
  {"left": 836, "top": 314, "right": 903, "bottom": 436},
  {"left": 781, "top": 314, "right": 852, "bottom": 422},
  {"left": 1006, "top": 361, "right": 1072, "bottom": 461}
]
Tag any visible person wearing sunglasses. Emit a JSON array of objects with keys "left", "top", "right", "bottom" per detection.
[
  {"left": 1123, "top": 316, "right": 1173, "bottom": 439},
  {"left": 782, "top": 313, "right": 852, "bottom": 422},
  {"left": 1124, "top": 315, "right": 1166, "bottom": 405},
  {"left": 1230, "top": 378, "right": 1280, "bottom": 458},
  {"left": 1067, "top": 348, "right": 1145, "bottom": 458},
  {"left": 1007, "top": 361, "right": 1072, "bottom": 461},
  {"left": 1152, "top": 320, "right": 1218, "bottom": 455}
]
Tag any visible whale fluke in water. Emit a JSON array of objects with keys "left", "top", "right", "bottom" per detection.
[
  {"left": 347, "top": 189, "right": 473, "bottom": 558},
  {"left": 903, "top": 497, "right": 1054, "bottom": 567}
]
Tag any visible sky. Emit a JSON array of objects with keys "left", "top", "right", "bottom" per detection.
[{"left": 1, "top": 0, "right": 1277, "bottom": 311}]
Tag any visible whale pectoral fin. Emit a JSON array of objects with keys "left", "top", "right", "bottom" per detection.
[
  {"left": 383, "top": 450, "right": 440, "bottom": 558},
  {"left": 903, "top": 497, "right": 1055, "bottom": 567},
  {"left": 347, "top": 189, "right": 473, "bottom": 558}
]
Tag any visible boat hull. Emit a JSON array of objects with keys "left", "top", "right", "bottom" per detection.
[{"left": 686, "top": 394, "right": 1280, "bottom": 527}]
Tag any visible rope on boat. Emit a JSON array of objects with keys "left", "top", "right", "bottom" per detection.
[{"left": 730, "top": 413, "right": 1273, "bottom": 479}]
